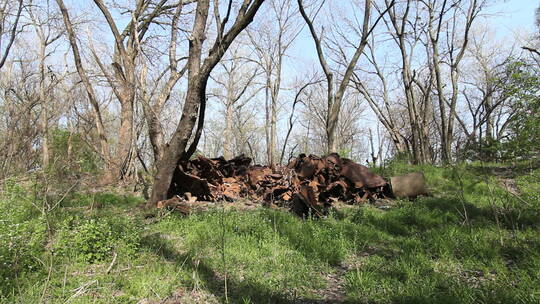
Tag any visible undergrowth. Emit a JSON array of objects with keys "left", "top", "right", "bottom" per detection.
[{"left": 1, "top": 161, "right": 539, "bottom": 303}]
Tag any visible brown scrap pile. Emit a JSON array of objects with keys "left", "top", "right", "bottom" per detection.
[{"left": 160, "top": 153, "right": 393, "bottom": 216}]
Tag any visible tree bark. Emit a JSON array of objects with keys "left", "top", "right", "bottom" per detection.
[
  {"left": 223, "top": 88, "right": 234, "bottom": 160},
  {"left": 426, "top": 0, "right": 481, "bottom": 163}
]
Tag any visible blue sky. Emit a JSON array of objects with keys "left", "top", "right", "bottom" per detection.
[
  {"left": 489, "top": 0, "right": 538, "bottom": 34},
  {"left": 288, "top": 0, "right": 539, "bottom": 69}
]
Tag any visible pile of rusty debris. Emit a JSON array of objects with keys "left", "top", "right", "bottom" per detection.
[{"left": 157, "top": 153, "right": 425, "bottom": 217}]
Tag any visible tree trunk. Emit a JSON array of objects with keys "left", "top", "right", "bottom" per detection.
[
  {"left": 270, "top": 86, "right": 278, "bottom": 164},
  {"left": 116, "top": 89, "right": 135, "bottom": 177},
  {"left": 144, "top": 105, "right": 165, "bottom": 163},
  {"left": 326, "top": 93, "right": 338, "bottom": 154},
  {"left": 149, "top": 0, "right": 210, "bottom": 205},
  {"left": 147, "top": 0, "right": 265, "bottom": 207},
  {"left": 264, "top": 77, "right": 273, "bottom": 164},
  {"left": 38, "top": 38, "right": 50, "bottom": 168},
  {"left": 431, "top": 38, "right": 450, "bottom": 164},
  {"left": 223, "top": 101, "right": 233, "bottom": 160},
  {"left": 485, "top": 95, "right": 494, "bottom": 140},
  {"left": 56, "top": 0, "right": 111, "bottom": 165},
  {"left": 150, "top": 81, "right": 206, "bottom": 204},
  {"left": 298, "top": 0, "right": 386, "bottom": 154}
]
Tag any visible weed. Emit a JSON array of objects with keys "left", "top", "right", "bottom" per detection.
[
  {"left": 1, "top": 161, "right": 539, "bottom": 303},
  {"left": 54, "top": 216, "right": 141, "bottom": 263}
]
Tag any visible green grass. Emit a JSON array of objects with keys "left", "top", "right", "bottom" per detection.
[{"left": 1, "top": 161, "right": 539, "bottom": 303}]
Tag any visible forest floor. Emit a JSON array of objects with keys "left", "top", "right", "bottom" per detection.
[{"left": 1, "top": 160, "right": 539, "bottom": 303}]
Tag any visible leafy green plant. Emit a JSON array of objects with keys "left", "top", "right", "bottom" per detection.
[
  {"left": 55, "top": 217, "right": 141, "bottom": 263},
  {"left": 502, "top": 61, "right": 540, "bottom": 160},
  {"left": 0, "top": 179, "right": 47, "bottom": 295},
  {"left": 336, "top": 148, "right": 352, "bottom": 159},
  {"left": 73, "top": 219, "right": 113, "bottom": 263},
  {"left": 48, "top": 128, "right": 101, "bottom": 179}
]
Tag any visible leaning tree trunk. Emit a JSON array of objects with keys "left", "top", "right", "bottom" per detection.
[
  {"left": 147, "top": 0, "right": 266, "bottom": 207},
  {"left": 150, "top": 79, "right": 206, "bottom": 204}
]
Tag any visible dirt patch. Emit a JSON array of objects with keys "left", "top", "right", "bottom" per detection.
[
  {"left": 499, "top": 178, "right": 521, "bottom": 196},
  {"left": 491, "top": 166, "right": 515, "bottom": 179},
  {"left": 315, "top": 264, "right": 349, "bottom": 303},
  {"left": 491, "top": 166, "right": 521, "bottom": 196}
]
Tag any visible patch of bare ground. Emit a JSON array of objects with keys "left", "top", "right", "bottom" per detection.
[
  {"left": 312, "top": 264, "right": 349, "bottom": 303},
  {"left": 138, "top": 287, "right": 220, "bottom": 304},
  {"left": 491, "top": 166, "right": 521, "bottom": 196},
  {"left": 500, "top": 178, "right": 521, "bottom": 196},
  {"left": 305, "top": 255, "right": 367, "bottom": 304}
]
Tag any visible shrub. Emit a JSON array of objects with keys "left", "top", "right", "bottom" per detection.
[
  {"left": 55, "top": 217, "right": 141, "bottom": 263},
  {"left": 48, "top": 128, "right": 101, "bottom": 180},
  {"left": 0, "top": 179, "right": 47, "bottom": 295}
]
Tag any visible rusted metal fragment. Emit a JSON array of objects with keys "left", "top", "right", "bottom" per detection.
[
  {"left": 247, "top": 165, "right": 272, "bottom": 189},
  {"left": 289, "top": 154, "right": 325, "bottom": 179},
  {"left": 168, "top": 166, "right": 214, "bottom": 201},
  {"left": 193, "top": 156, "right": 224, "bottom": 182},
  {"left": 164, "top": 153, "right": 394, "bottom": 217},
  {"left": 156, "top": 197, "right": 191, "bottom": 215},
  {"left": 219, "top": 182, "right": 243, "bottom": 201},
  {"left": 339, "top": 158, "right": 387, "bottom": 189},
  {"left": 291, "top": 184, "right": 323, "bottom": 217},
  {"left": 263, "top": 185, "right": 291, "bottom": 202},
  {"left": 319, "top": 180, "right": 348, "bottom": 203}
]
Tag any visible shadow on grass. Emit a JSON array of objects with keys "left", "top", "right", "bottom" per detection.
[
  {"left": 140, "top": 199, "right": 539, "bottom": 303},
  {"left": 352, "top": 195, "right": 538, "bottom": 237},
  {"left": 141, "top": 232, "right": 351, "bottom": 304},
  {"left": 420, "top": 196, "right": 539, "bottom": 230}
]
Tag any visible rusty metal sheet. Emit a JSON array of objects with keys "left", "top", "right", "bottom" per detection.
[
  {"left": 339, "top": 158, "right": 387, "bottom": 189},
  {"left": 161, "top": 153, "right": 393, "bottom": 217}
]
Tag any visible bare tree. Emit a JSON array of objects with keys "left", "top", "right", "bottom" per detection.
[
  {"left": 353, "top": 0, "right": 435, "bottom": 164},
  {"left": 56, "top": 0, "right": 196, "bottom": 179},
  {"left": 295, "top": 81, "right": 368, "bottom": 159},
  {"left": 424, "top": 0, "right": 487, "bottom": 163},
  {"left": 248, "top": 0, "right": 300, "bottom": 165},
  {"left": 138, "top": 1, "right": 189, "bottom": 163},
  {"left": 0, "top": 58, "right": 41, "bottom": 175},
  {"left": 297, "top": 0, "right": 394, "bottom": 153},
  {"left": 0, "top": 0, "right": 23, "bottom": 70},
  {"left": 90, "top": 0, "right": 198, "bottom": 179},
  {"left": 210, "top": 46, "right": 261, "bottom": 160},
  {"left": 352, "top": 39, "right": 409, "bottom": 158},
  {"left": 28, "top": 3, "right": 65, "bottom": 168},
  {"left": 279, "top": 75, "right": 322, "bottom": 164},
  {"left": 55, "top": 0, "right": 112, "bottom": 175},
  {"left": 148, "top": 0, "right": 266, "bottom": 206},
  {"left": 448, "top": 30, "right": 522, "bottom": 162},
  {"left": 383, "top": 0, "right": 432, "bottom": 163}
]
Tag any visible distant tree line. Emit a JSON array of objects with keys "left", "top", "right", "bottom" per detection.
[{"left": 0, "top": 0, "right": 538, "bottom": 204}]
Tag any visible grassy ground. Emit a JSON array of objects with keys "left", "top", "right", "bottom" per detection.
[{"left": 1, "top": 161, "right": 539, "bottom": 303}]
